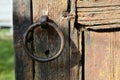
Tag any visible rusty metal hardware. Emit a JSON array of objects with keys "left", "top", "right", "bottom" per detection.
[
  {"left": 62, "top": 11, "right": 75, "bottom": 20},
  {"left": 23, "top": 16, "right": 65, "bottom": 62}
]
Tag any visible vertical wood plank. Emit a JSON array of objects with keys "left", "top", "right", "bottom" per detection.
[
  {"left": 70, "top": 0, "right": 82, "bottom": 80},
  {"left": 114, "top": 32, "right": 120, "bottom": 80},
  {"left": 85, "top": 32, "right": 112, "bottom": 80},
  {"left": 13, "top": 0, "right": 33, "bottom": 80},
  {"left": 84, "top": 31, "right": 120, "bottom": 80},
  {"left": 70, "top": 28, "right": 82, "bottom": 80}
]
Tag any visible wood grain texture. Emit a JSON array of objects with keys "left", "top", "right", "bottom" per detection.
[
  {"left": 70, "top": 28, "right": 82, "bottom": 80},
  {"left": 14, "top": 0, "right": 81, "bottom": 80},
  {"left": 77, "top": 0, "right": 120, "bottom": 26},
  {"left": 32, "top": 0, "right": 71, "bottom": 80},
  {"left": 84, "top": 31, "right": 120, "bottom": 80},
  {"left": 70, "top": 0, "right": 82, "bottom": 80},
  {"left": 13, "top": 0, "right": 33, "bottom": 80},
  {"left": 77, "top": 0, "right": 120, "bottom": 7},
  {"left": 77, "top": 0, "right": 120, "bottom": 80}
]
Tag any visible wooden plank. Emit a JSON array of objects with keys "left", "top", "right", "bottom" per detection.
[
  {"left": 70, "top": 28, "right": 82, "bottom": 80},
  {"left": 78, "top": 11, "right": 120, "bottom": 21},
  {"left": 32, "top": 0, "right": 72, "bottom": 80},
  {"left": 78, "top": 19, "right": 120, "bottom": 25},
  {"left": 84, "top": 31, "right": 120, "bottom": 80},
  {"left": 77, "top": 0, "right": 120, "bottom": 25},
  {"left": 70, "top": 0, "right": 82, "bottom": 80},
  {"left": 77, "top": 5, "right": 120, "bottom": 25},
  {"left": 113, "top": 32, "right": 120, "bottom": 80},
  {"left": 77, "top": 24, "right": 120, "bottom": 31},
  {"left": 77, "top": 7, "right": 120, "bottom": 12},
  {"left": 77, "top": 0, "right": 120, "bottom": 8},
  {"left": 85, "top": 31, "right": 112, "bottom": 80},
  {"left": 32, "top": 1, "right": 50, "bottom": 79},
  {"left": 13, "top": 0, "right": 33, "bottom": 80}
]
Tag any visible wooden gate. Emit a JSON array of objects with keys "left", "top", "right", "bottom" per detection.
[{"left": 13, "top": 0, "right": 120, "bottom": 80}]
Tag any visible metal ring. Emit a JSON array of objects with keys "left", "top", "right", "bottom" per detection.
[{"left": 23, "top": 22, "right": 65, "bottom": 62}]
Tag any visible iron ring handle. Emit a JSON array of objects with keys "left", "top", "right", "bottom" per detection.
[{"left": 23, "top": 21, "right": 65, "bottom": 62}]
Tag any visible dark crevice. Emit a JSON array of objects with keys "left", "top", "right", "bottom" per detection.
[
  {"left": 76, "top": 23, "right": 120, "bottom": 27},
  {"left": 74, "top": 2, "right": 78, "bottom": 30},
  {"left": 68, "top": 20, "right": 71, "bottom": 80},
  {"left": 74, "top": 1, "right": 85, "bottom": 80},
  {"left": 30, "top": 0, "right": 35, "bottom": 80},
  {"left": 32, "top": 60, "right": 35, "bottom": 80},
  {"left": 75, "top": 23, "right": 120, "bottom": 33},
  {"left": 81, "top": 31, "right": 85, "bottom": 80},
  {"left": 30, "top": 0, "right": 33, "bottom": 24},
  {"left": 67, "top": 0, "right": 71, "bottom": 12},
  {"left": 75, "top": 25, "right": 85, "bottom": 80},
  {"left": 87, "top": 27, "right": 120, "bottom": 33},
  {"left": 68, "top": 0, "right": 71, "bottom": 80},
  {"left": 68, "top": 0, "right": 71, "bottom": 45}
]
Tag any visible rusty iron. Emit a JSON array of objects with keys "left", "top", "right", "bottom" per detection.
[
  {"left": 62, "top": 11, "right": 75, "bottom": 20},
  {"left": 23, "top": 16, "right": 65, "bottom": 62}
]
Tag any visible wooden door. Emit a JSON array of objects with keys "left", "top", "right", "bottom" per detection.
[
  {"left": 13, "top": 0, "right": 120, "bottom": 80},
  {"left": 77, "top": 0, "right": 120, "bottom": 80},
  {"left": 13, "top": 0, "right": 81, "bottom": 80}
]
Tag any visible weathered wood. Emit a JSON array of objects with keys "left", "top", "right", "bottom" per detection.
[
  {"left": 13, "top": 0, "right": 33, "bottom": 80},
  {"left": 70, "top": 0, "right": 82, "bottom": 80},
  {"left": 32, "top": 0, "right": 72, "bottom": 80},
  {"left": 14, "top": 0, "right": 82, "bottom": 80},
  {"left": 77, "top": 0, "right": 120, "bottom": 7},
  {"left": 70, "top": 28, "right": 82, "bottom": 80},
  {"left": 77, "top": 0, "right": 120, "bottom": 26},
  {"left": 84, "top": 31, "right": 120, "bottom": 80},
  {"left": 77, "top": 7, "right": 120, "bottom": 12},
  {"left": 77, "top": 0, "right": 120, "bottom": 80},
  {"left": 78, "top": 11, "right": 120, "bottom": 21}
]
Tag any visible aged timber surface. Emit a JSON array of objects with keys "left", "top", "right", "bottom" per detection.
[
  {"left": 84, "top": 31, "right": 120, "bottom": 80},
  {"left": 13, "top": 0, "right": 33, "bottom": 80},
  {"left": 32, "top": 0, "right": 68, "bottom": 79},
  {"left": 76, "top": 0, "right": 120, "bottom": 80},
  {"left": 32, "top": 0, "right": 82, "bottom": 80},
  {"left": 13, "top": 0, "right": 82, "bottom": 80},
  {"left": 77, "top": 0, "right": 120, "bottom": 26}
]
